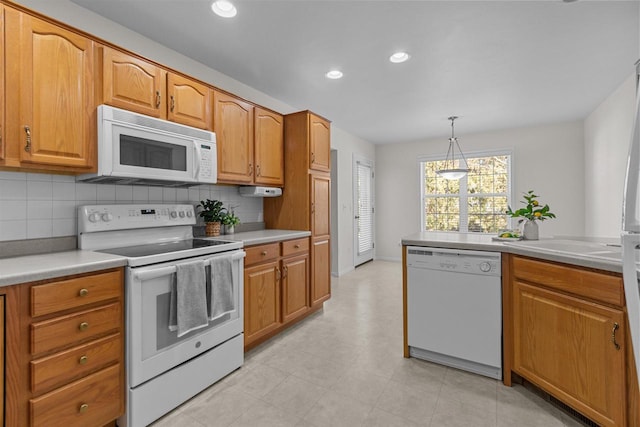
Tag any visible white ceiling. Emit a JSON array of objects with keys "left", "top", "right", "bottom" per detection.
[{"left": 70, "top": 0, "right": 639, "bottom": 144}]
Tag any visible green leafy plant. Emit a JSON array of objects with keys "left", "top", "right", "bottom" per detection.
[
  {"left": 506, "top": 190, "right": 556, "bottom": 222},
  {"left": 222, "top": 211, "right": 240, "bottom": 227},
  {"left": 197, "top": 199, "right": 226, "bottom": 223}
]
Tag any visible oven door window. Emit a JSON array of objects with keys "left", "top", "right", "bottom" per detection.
[{"left": 110, "top": 123, "right": 195, "bottom": 182}]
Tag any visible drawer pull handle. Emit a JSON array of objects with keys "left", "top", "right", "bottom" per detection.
[
  {"left": 155, "top": 90, "right": 161, "bottom": 108},
  {"left": 170, "top": 95, "right": 175, "bottom": 112},
  {"left": 78, "top": 288, "right": 89, "bottom": 297},
  {"left": 79, "top": 355, "right": 88, "bottom": 365},
  {"left": 261, "top": 251, "right": 267, "bottom": 256},
  {"left": 79, "top": 403, "right": 89, "bottom": 414},
  {"left": 79, "top": 322, "right": 89, "bottom": 332},
  {"left": 294, "top": 244, "right": 300, "bottom": 249},
  {"left": 612, "top": 322, "right": 620, "bottom": 350}
]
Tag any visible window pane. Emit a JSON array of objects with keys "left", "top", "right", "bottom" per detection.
[{"left": 421, "top": 154, "right": 511, "bottom": 233}]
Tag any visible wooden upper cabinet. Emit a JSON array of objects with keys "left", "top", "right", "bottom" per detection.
[
  {"left": 102, "top": 47, "right": 167, "bottom": 119},
  {"left": 9, "top": 9, "right": 94, "bottom": 169},
  {"left": 167, "top": 73, "right": 212, "bottom": 130},
  {"left": 309, "top": 114, "right": 330, "bottom": 172},
  {"left": 0, "top": 5, "right": 4, "bottom": 161},
  {"left": 254, "top": 107, "right": 284, "bottom": 186},
  {"left": 311, "top": 173, "right": 330, "bottom": 238},
  {"left": 213, "top": 91, "right": 254, "bottom": 184}
]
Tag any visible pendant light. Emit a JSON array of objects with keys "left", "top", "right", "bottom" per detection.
[{"left": 436, "top": 116, "right": 470, "bottom": 180}]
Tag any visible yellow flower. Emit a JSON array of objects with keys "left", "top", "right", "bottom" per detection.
[
  {"left": 532, "top": 200, "right": 539, "bottom": 206},
  {"left": 534, "top": 211, "right": 542, "bottom": 218}
]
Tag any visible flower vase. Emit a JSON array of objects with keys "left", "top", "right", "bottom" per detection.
[
  {"left": 225, "top": 225, "right": 235, "bottom": 235},
  {"left": 522, "top": 220, "right": 539, "bottom": 240}
]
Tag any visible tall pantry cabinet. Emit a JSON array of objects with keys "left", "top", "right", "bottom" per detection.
[{"left": 264, "top": 111, "right": 332, "bottom": 308}]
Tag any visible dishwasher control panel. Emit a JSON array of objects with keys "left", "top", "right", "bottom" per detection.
[{"left": 406, "top": 246, "right": 501, "bottom": 276}]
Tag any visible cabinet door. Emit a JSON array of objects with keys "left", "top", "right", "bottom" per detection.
[
  {"left": 244, "top": 261, "right": 281, "bottom": 346},
  {"left": 0, "top": 5, "right": 4, "bottom": 161},
  {"left": 213, "top": 91, "right": 254, "bottom": 184},
  {"left": 102, "top": 47, "right": 166, "bottom": 119},
  {"left": 311, "top": 238, "right": 331, "bottom": 307},
  {"left": 13, "top": 11, "right": 94, "bottom": 168},
  {"left": 311, "top": 174, "right": 330, "bottom": 238},
  {"left": 167, "top": 73, "right": 212, "bottom": 130},
  {"left": 309, "top": 114, "right": 330, "bottom": 172},
  {"left": 282, "top": 254, "right": 309, "bottom": 323},
  {"left": 513, "top": 281, "right": 625, "bottom": 427},
  {"left": 254, "top": 107, "right": 284, "bottom": 186}
]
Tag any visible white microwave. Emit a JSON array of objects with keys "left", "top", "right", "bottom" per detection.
[{"left": 78, "top": 105, "right": 217, "bottom": 186}]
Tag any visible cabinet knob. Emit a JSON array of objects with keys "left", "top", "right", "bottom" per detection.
[
  {"left": 79, "top": 355, "right": 88, "bottom": 365},
  {"left": 79, "top": 403, "right": 89, "bottom": 414},
  {"left": 294, "top": 244, "right": 300, "bottom": 249},
  {"left": 78, "top": 322, "right": 89, "bottom": 332},
  {"left": 78, "top": 288, "right": 89, "bottom": 297},
  {"left": 261, "top": 251, "right": 267, "bottom": 256}
]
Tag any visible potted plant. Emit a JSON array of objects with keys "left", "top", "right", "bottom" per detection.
[
  {"left": 222, "top": 211, "right": 241, "bottom": 234},
  {"left": 197, "top": 199, "right": 226, "bottom": 236},
  {"left": 505, "top": 190, "right": 556, "bottom": 240}
]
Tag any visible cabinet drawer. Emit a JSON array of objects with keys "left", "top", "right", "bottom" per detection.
[
  {"left": 30, "top": 363, "right": 122, "bottom": 427},
  {"left": 282, "top": 238, "right": 309, "bottom": 257},
  {"left": 31, "top": 303, "right": 121, "bottom": 355},
  {"left": 512, "top": 256, "right": 623, "bottom": 306},
  {"left": 245, "top": 243, "right": 280, "bottom": 265},
  {"left": 31, "top": 270, "right": 122, "bottom": 317},
  {"left": 31, "top": 333, "right": 121, "bottom": 394}
]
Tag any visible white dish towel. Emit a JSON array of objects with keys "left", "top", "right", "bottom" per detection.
[
  {"left": 169, "top": 260, "right": 209, "bottom": 337},
  {"left": 208, "top": 254, "right": 236, "bottom": 320}
]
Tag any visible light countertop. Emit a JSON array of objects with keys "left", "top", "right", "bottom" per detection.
[
  {"left": 0, "top": 250, "right": 127, "bottom": 287},
  {"left": 206, "top": 229, "right": 311, "bottom": 246},
  {"left": 402, "top": 232, "right": 627, "bottom": 274}
]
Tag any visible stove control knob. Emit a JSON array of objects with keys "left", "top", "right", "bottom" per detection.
[
  {"left": 88, "top": 213, "right": 101, "bottom": 223},
  {"left": 101, "top": 213, "right": 114, "bottom": 222},
  {"left": 179, "top": 211, "right": 186, "bottom": 218},
  {"left": 170, "top": 211, "right": 178, "bottom": 219},
  {"left": 479, "top": 262, "right": 492, "bottom": 272},
  {"left": 186, "top": 211, "right": 193, "bottom": 218}
]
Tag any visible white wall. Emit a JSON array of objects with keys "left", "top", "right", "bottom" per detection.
[
  {"left": 375, "top": 122, "right": 585, "bottom": 261},
  {"left": 584, "top": 74, "right": 636, "bottom": 238},
  {"left": 331, "top": 127, "right": 376, "bottom": 276}
]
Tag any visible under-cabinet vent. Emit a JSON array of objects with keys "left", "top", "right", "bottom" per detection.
[{"left": 521, "top": 379, "right": 599, "bottom": 427}]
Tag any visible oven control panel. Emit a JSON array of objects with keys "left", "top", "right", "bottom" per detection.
[{"left": 78, "top": 204, "right": 196, "bottom": 233}]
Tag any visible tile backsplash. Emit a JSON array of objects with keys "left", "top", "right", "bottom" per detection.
[{"left": 0, "top": 171, "right": 263, "bottom": 242}]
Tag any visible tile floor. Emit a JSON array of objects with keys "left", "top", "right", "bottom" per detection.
[{"left": 151, "top": 260, "right": 585, "bottom": 427}]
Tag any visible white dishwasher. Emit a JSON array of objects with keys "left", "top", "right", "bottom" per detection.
[{"left": 407, "top": 246, "right": 502, "bottom": 379}]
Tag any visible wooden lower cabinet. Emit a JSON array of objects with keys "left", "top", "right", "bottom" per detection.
[
  {"left": 244, "top": 260, "right": 281, "bottom": 344},
  {"left": 244, "top": 237, "right": 312, "bottom": 349},
  {"left": 311, "top": 238, "right": 331, "bottom": 307},
  {"left": 5, "top": 268, "right": 125, "bottom": 427},
  {"left": 507, "top": 255, "right": 629, "bottom": 427}
]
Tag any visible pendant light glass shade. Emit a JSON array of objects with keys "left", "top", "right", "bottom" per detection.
[{"left": 436, "top": 116, "right": 470, "bottom": 180}]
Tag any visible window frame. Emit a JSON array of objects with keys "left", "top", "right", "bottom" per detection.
[{"left": 419, "top": 149, "right": 514, "bottom": 233}]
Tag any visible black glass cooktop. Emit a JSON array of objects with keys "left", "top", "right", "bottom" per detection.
[{"left": 97, "top": 239, "right": 233, "bottom": 258}]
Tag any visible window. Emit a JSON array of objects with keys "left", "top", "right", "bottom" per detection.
[{"left": 420, "top": 151, "right": 512, "bottom": 233}]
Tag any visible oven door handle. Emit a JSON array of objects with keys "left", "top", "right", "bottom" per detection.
[{"left": 133, "top": 251, "right": 245, "bottom": 281}]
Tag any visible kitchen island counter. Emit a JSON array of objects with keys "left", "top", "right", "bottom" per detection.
[{"left": 402, "top": 232, "right": 625, "bottom": 274}]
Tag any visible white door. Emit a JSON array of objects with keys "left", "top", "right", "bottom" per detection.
[{"left": 353, "top": 155, "right": 374, "bottom": 266}]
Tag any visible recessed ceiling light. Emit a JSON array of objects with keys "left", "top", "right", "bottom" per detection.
[
  {"left": 211, "top": 0, "right": 237, "bottom": 18},
  {"left": 326, "top": 70, "right": 343, "bottom": 79},
  {"left": 389, "top": 52, "right": 410, "bottom": 63}
]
